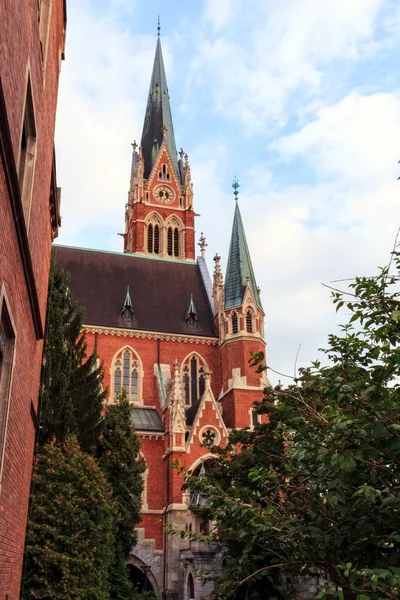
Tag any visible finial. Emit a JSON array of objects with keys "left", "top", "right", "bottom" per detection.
[
  {"left": 257, "top": 285, "right": 261, "bottom": 295},
  {"left": 232, "top": 176, "right": 240, "bottom": 202},
  {"left": 198, "top": 232, "right": 208, "bottom": 259},
  {"left": 161, "top": 125, "right": 168, "bottom": 136},
  {"left": 131, "top": 140, "right": 138, "bottom": 152},
  {"left": 179, "top": 148, "right": 185, "bottom": 160},
  {"left": 246, "top": 273, "right": 250, "bottom": 283},
  {"left": 157, "top": 16, "right": 161, "bottom": 37}
]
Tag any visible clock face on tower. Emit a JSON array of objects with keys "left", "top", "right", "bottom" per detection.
[{"left": 153, "top": 185, "right": 175, "bottom": 204}]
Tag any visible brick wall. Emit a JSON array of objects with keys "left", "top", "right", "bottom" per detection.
[{"left": 0, "top": 1, "right": 65, "bottom": 597}]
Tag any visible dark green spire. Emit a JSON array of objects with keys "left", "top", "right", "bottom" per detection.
[
  {"left": 122, "top": 285, "right": 133, "bottom": 312},
  {"left": 224, "top": 180, "right": 262, "bottom": 310},
  {"left": 186, "top": 293, "right": 197, "bottom": 317},
  {"left": 140, "top": 36, "right": 180, "bottom": 181}
]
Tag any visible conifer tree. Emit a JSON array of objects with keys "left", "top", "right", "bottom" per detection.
[
  {"left": 40, "top": 257, "right": 106, "bottom": 451},
  {"left": 96, "top": 389, "right": 146, "bottom": 600},
  {"left": 22, "top": 438, "right": 116, "bottom": 600}
]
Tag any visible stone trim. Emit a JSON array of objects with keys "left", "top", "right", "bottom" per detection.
[{"left": 83, "top": 324, "right": 218, "bottom": 346}]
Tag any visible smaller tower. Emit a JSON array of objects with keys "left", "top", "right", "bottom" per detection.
[{"left": 218, "top": 178, "right": 266, "bottom": 428}]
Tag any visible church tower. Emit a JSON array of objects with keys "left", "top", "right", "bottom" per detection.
[
  {"left": 213, "top": 178, "right": 267, "bottom": 428},
  {"left": 124, "top": 33, "right": 195, "bottom": 261}
]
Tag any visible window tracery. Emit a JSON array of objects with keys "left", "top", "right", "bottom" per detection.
[{"left": 113, "top": 348, "right": 141, "bottom": 403}]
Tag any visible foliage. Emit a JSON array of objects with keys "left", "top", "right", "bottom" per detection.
[
  {"left": 96, "top": 389, "right": 146, "bottom": 600},
  {"left": 22, "top": 438, "right": 116, "bottom": 600},
  {"left": 40, "top": 257, "right": 106, "bottom": 451},
  {"left": 182, "top": 251, "right": 400, "bottom": 600}
]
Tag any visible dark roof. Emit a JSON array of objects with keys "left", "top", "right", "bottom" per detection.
[
  {"left": 54, "top": 246, "right": 217, "bottom": 338},
  {"left": 225, "top": 202, "right": 262, "bottom": 310},
  {"left": 141, "top": 37, "right": 180, "bottom": 181},
  {"left": 131, "top": 408, "right": 164, "bottom": 432}
]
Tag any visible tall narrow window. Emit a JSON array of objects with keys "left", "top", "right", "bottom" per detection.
[
  {"left": 168, "top": 227, "right": 173, "bottom": 256},
  {"left": 232, "top": 312, "right": 238, "bottom": 334},
  {"left": 174, "top": 228, "right": 179, "bottom": 257},
  {"left": 246, "top": 310, "right": 253, "bottom": 333},
  {"left": 154, "top": 224, "right": 160, "bottom": 254},
  {"left": 182, "top": 355, "right": 208, "bottom": 407},
  {"left": 113, "top": 349, "right": 141, "bottom": 403},
  {"left": 147, "top": 224, "right": 153, "bottom": 253},
  {"left": 187, "top": 573, "right": 195, "bottom": 600},
  {"left": 19, "top": 77, "right": 37, "bottom": 226},
  {"left": 0, "top": 300, "right": 15, "bottom": 486}
]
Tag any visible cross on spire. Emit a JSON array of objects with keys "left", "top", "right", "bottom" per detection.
[
  {"left": 157, "top": 15, "right": 161, "bottom": 37},
  {"left": 232, "top": 176, "right": 240, "bottom": 202}
]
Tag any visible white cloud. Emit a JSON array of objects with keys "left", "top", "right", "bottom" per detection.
[
  {"left": 185, "top": 0, "right": 387, "bottom": 130},
  {"left": 270, "top": 92, "right": 400, "bottom": 187}
]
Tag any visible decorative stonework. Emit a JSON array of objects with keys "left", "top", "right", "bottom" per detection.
[{"left": 83, "top": 324, "right": 218, "bottom": 346}]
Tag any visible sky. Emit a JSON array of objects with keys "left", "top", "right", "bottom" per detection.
[{"left": 55, "top": 0, "right": 400, "bottom": 385}]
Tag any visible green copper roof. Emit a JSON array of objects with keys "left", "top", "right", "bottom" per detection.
[
  {"left": 140, "top": 37, "right": 180, "bottom": 181},
  {"left": 224, "top": 191, "right": 262, "bottom": 310}
]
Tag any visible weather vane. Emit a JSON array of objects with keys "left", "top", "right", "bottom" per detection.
[{"left": 232, "top": 176, "right": 240, "bottom": 202}]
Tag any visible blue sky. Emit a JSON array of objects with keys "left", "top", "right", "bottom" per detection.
[{"left": 55, "top": 0, "right": 400, "bottom": 383}]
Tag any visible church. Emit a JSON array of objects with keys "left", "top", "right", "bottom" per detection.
[{"left": 56, "top": 31, "right": 267, "bottom": 600}]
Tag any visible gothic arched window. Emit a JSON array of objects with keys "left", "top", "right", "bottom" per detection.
[
  {"left": 113, "top": 348, "right": 141, "bottom": 403},
  {"left": 187, "top": 573, "right": 195, "bottom": 600},
  {"left": 246, "top": 310, "right": 253, "bottom": 333},
  {"left": 232, "top": 311, "right": 238, "bottom": 334},
  {"left": 182, "top": 355, "right": 207, "bottom": 407}
]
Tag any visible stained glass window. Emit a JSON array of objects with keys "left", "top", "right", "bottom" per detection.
[
  {"left": 113, "top": 351, "right": 140, "bottom": 402},
  {"left": 174, "top": 227, "right": 179, "bottom": 257}
]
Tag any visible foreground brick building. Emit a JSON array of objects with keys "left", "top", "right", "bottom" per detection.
[
  {"left": 0, "top": 1, "right": 66, "bottom": 597},
  {"left": 57, "top": 32, "right": 267, "bottom": 600}
]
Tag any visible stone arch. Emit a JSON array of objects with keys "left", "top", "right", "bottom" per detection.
[
  {"left": 144, "top": 211, "right": 163, "bottom": 255},
  {"left": 165, "top": 214, "right": 184, "bottom": 259},
  {"left": 109, "top": 345, "right": 144, "bottom": 405},
  {"left": 184, "top": 566, "right": 196, "bottom": 600},
  {"left": 127, "top": 554, "right": 160, "bottom": 597}
]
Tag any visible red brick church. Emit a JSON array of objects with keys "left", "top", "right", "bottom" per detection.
[{"left": 56, "top": 32, "right": 267, "bottom": 600}]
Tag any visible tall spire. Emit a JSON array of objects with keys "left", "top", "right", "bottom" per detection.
[
  {"left": 140, "top": 35, "right": 179, "bottom": 181},
  {"left": 224, "top": 180, "right": 262, "bottom": 310}
]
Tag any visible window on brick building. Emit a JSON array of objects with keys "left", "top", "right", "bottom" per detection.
[
  {"left": 182, "top": 354, "right": 207, "bottom": 407},
  {"left": 112, "top": 348, "right": 141, "bottom": 404},
  {"left": 231, "top": 311, "right": 238, "bottom": 334},
  {"left": 18, "top": 76, "right": 37, "bottom": 227},
  {"left": 0, "top": 298, "right": 16, "bottom": 489},
  {"left": 251, "top": 408, "right": 261, "bottom": 428},
  {"left": 246, "top": 309, "right": 253, "bottom": 333}
]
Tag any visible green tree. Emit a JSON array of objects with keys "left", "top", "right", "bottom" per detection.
[
  {"left": 96, "top": 389, "right": 146, "bottom": 600},
  {"left": 183, "top": 251, "right": 400, "bottom": 600},
  {"left": 40, "top": 257, "right": 106, "bottom": 451},
  {"left": 22, "top": 438, "right": 116, "bottom": 600}
]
